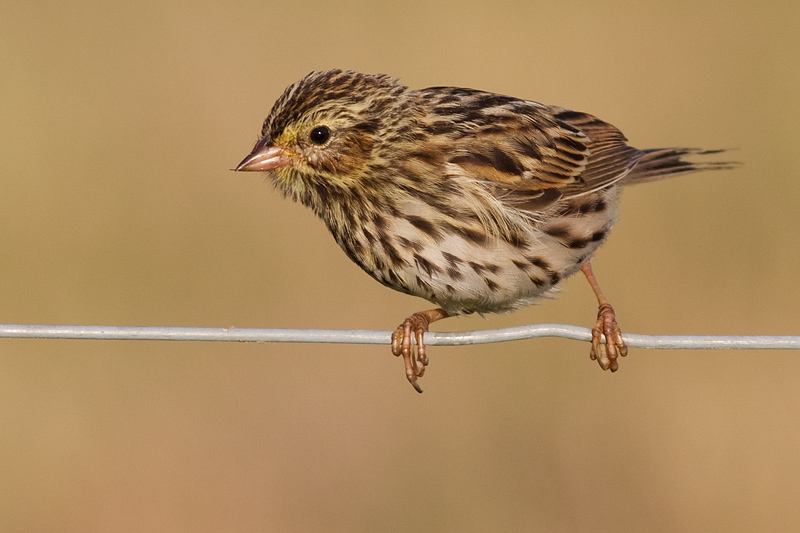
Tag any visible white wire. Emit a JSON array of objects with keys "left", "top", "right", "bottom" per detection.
[{"left": 1, "top": 323, "right": 799, "bottom": 349}]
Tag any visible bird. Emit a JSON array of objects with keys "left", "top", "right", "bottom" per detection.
[{"left": 235, "top": 69, "right": 733, "bottom": 392}]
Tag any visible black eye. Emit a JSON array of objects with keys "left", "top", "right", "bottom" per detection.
[{"left": 309, "top": 126, "right": 330, "bottom": 145}]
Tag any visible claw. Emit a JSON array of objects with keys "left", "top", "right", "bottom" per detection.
[
  {"left": 589, "top": 302, "right": 627, "bottom": 371},
  {"left": 581, "top": 261, "right": 628, "bottom": 372},
  {"left": 390, "top": 308, "right": 450, "bottom": 392}
]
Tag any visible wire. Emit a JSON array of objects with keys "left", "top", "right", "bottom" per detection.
[{"left": 1, "top": 323, "right": 799, "bottom": 350}]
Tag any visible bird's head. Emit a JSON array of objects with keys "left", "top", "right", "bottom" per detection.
[{"left": 236, "top": 70, "right": 408, "bottom": 206}]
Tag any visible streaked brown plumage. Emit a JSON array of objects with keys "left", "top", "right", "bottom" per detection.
[{"left": 236, "top": 69, "right": 733, "bottom": 392}]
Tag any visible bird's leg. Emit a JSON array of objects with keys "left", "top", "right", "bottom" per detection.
[
  {"left": 581, "top": 262, "right": 628, "bottom": 371},
  {"left": 391, "top": 308, "right": 451, "bottom": 393}
]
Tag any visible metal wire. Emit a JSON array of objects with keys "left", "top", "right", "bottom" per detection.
[{"left": 1, "top": 323, "right": 799, "bottom": 350}]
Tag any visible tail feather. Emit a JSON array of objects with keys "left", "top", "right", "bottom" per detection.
[{"left": 623, "top": 148, "right": 739, "bottom": 185}]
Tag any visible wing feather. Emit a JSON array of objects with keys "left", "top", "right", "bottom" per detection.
[{"left": 412, "top": 87, "right": 644, "bottom": 211}]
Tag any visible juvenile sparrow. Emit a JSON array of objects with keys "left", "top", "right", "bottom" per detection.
[{"left": 236, "top": 69, "right": 732, "bottom": 392}]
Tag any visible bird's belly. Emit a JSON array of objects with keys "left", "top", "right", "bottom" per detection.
[
  {"left": 337, "top": 190, "right": 620, "bottom": 315},
  {"left": 350, "top": 223, "right": 611, "bottom": 314},
  {"left": 392, "top": 233, "right": 603, "bottom": 314}
]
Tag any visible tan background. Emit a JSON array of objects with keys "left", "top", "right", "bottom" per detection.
[{"left": 2, "top": 1, "right": 799, "bottom": 531}]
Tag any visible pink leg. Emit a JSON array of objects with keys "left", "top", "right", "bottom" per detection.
[
  {"left": 391, "top": 308, "right": 450, "bottom": 392},
  {"left": 581, "top": 262, "right": 628, "bottom": 371}
]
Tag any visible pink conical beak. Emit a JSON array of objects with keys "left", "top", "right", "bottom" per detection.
[{"left": 235, "top": 137, "right": 292, "bottom": 172}]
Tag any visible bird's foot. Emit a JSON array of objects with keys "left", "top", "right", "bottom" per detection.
[
  {"left": 390, "top": 308, "right": 449, "bottom": 392},
  {"left": 589, "top": 302, "right": 628, "bottom": 371}
]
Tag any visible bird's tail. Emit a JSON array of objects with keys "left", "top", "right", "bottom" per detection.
[{"left": 623, "top": 148, "right": 738, "bottom": 185}]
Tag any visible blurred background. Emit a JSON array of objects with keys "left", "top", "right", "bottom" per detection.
[{"left": 1, "top": 1, "right": 799, "bottom": 531}]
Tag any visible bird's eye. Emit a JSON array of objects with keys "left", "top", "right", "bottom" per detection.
[{"left": 309, "top": 126, "right": 331, "bottom": 145}]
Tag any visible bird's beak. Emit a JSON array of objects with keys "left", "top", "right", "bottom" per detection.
[{"left": 235, "top": 137, "right": 292, "bottom": 172}]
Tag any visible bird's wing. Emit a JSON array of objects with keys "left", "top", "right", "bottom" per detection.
[
  {"left": 420, "top": 90, "right": 643, "bottom": 209},
  {"left": 548, "top": 106, "right": 644, "bottom": 196}
]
